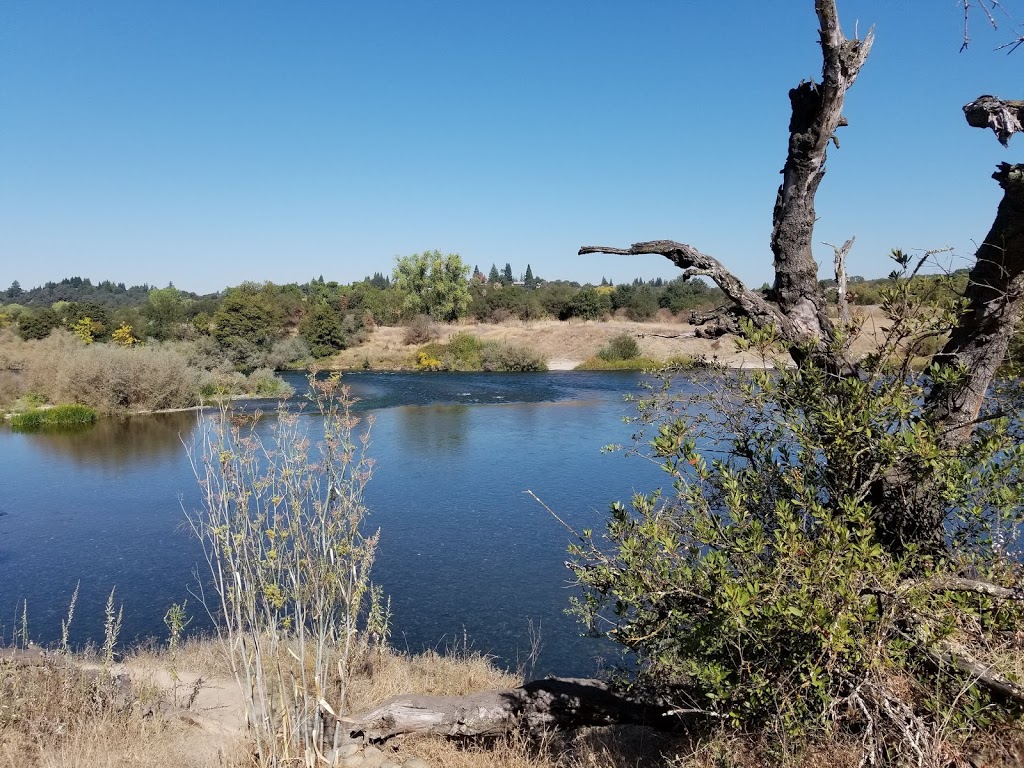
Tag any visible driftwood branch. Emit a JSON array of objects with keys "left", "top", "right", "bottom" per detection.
[
  {"left": 963, "top": 95, "right": 1024, "bottom": 146},
  {"left": 900, "top": 576, "right": 1024, "bottom": 601},
  {"left": 930, "top": 641, "right": 1024, "bottom": 705},
  {"left": 340, "top": 677, "right": 677, "bottom": 742}
]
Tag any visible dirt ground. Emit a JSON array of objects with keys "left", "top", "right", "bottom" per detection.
[{"left": 328, "top": 307, "right": 891, "bottom": 371}]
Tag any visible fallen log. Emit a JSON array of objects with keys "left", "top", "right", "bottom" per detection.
[{"left": 340, "top": 677, "right": 679, "bottom": 742}]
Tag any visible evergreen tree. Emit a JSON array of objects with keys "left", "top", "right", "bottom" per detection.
[
  {"left": 6, "top": 280, "right": 22, "bottom": 299},
  {"left": 502, "top": 263, "right": 514, "bottom": 285},
  {"left": 488, "top": 264, "right": 500, "bottom": 283},
  {"left": 524, "top": 264, "right": 535, "bottom": 289}
]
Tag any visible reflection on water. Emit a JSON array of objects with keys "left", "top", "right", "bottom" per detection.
[
  {"left": 0, "top": 371, "right": 679, "bottom": 677},
  {"left": 397, "top": 405, "right": 469, "bottom": 456},
  {"left": 22, "top": 412, "right": 199, "bottom": 467}
]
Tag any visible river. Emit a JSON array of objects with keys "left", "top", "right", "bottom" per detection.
[{"left": 0, "top": 370, "right": 689, "bottom": 678}]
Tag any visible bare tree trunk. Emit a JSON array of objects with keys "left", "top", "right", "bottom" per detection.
[
  {"left": 925, "top": 98, "right": 1024, "bottom": 444},
  {"left": 768, "top": 2, "right": 871, "bottom": 349}
]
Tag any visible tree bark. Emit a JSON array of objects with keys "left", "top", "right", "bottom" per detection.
[
  {"left": 769, "top": 2, "right": 871, "bottom": 346},
  {"left": 926, "top": 159, "right": 1024, "bottom": 445},
  {"left": 340, "top": 677, "right": 677, "bottom": 742}
]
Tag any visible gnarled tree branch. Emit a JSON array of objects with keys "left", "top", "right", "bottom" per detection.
[
  {"left": 579, "top": 240, "right": 783, "bottom": 330},
  {"left": 900, "top": 576, "right": 1024, "bottom": 601},
  {"left": 579, "top": 1, "right": 871, "bottom": 363},
  {"left": 963, "top": 95, "right": 1024, "bottom": 147}
]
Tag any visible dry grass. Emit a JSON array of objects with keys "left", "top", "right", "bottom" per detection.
[
  {"left": 3, "top": 639, "right": 1019, "bottom": 768},
  {"left": 0, "top": 649, "right": 248, "bottom": 768}
]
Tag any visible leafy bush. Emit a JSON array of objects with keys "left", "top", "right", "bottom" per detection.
[
  {"left": 568, "top": 273, "right": 1024, "bottom": 763},
  {"left": 561, "top": 288, "right": 612, "bottom": 321},
  {"left": 414, "top": 332, "right": 483, "bottom": 371},
  {"left": 265, "top": 337, "right": 311, "bottom": 370},
  {"left": 480, "top": 342, "right": 547, "bottom": 372},
  {"left": 611, "top": 285, "right": 659, "bottom": 321},
  {"left": 597, "top": 332, "right": 641, "bottom": 362},
  {"left": 10, "top": 404, "right": 98, "bottom": 430},
  {"left": 414, "top": 333, "right": 546, "bottom": 372},
  {"left": 245, "top": 367, "right": 295, "bottom": 398}
]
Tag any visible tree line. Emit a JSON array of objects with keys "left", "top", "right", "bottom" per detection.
[{"left": 0, "top": 252, "right": 723, "bottom": 369}]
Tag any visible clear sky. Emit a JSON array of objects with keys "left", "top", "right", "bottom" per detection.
[{"left": 1, "top": 1, "right": 1020, "bottom": 295}]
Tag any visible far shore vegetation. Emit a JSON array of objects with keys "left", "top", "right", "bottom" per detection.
[{"left": 0, "top": 259, "right": 998, "bottom": 419}]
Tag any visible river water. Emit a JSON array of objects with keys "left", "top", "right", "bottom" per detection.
[{"left": 0, "top": 370, "right": 691, "bottom": 677}]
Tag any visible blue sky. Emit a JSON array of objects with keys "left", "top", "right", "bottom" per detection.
[{"left": 1, "top": 1, "right": 1020, "bottom": 295}]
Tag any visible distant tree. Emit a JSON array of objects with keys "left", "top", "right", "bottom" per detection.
[
  {"left": 524, "top": 264, "right": 536, "bottom": 289},
  {"left": 393, "top": 250, "right": 471, "bottom": 322},
  {"left": 213, "top": 289, "right": 276, "bottom": 348},
  {"left": 611, "top": 284, "right": 659, "bottom": 320},
  {"left": 62, "top": 302, "right": 110, "bottom": 338},
  {"left": 562, "top": 287, "right": 611, "bottom": 321},
  {"left": 488, "top": 264, "right": 500, "bottom": 283},
  {"left": 17, "top": 308, "right": 59, "bottom": 340},
  {"left": 6, "top": 280, "right": 22, "bottom": 299},
  {"left": 144, "top": 285, "right": 187, "bottom": 340},
  {"left": 502, "top": 263, "right": 514, "bottom": 285},
  {"left": 300, "top": 303, "right": 349, "bottom": 358}
]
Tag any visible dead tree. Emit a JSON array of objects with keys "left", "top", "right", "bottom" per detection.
[{"left": 581, "top": 1, "right": 1024, "bottom": 551}]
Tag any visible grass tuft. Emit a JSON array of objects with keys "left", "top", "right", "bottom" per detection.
[{"left": 9, "top": 404, "right": 98, "bottom": 430}]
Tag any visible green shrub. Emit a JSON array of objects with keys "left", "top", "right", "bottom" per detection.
[
  {"left": 445, "top": 332, "right": 486, "bottom": 368},
  {"left": 10, "top": 404, "right": 98, "bottom": 430},
  {"left": 413, "top": 333, "right": 547, "bottom": 372},
  {"left": 480, "top": 342, "right": 547, "bottom": 372},
  {"left": 568, "top": 307, "right": 1024, "bottom": 762},
  {"left": 245, "top": 368, "right": 295, "bottom": 398},
  {"left": 596, "top": 332, "right": 641, "bottom": 362},
  {"left": 414, "top": 333, "right": 483, "bottom": 371}
]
